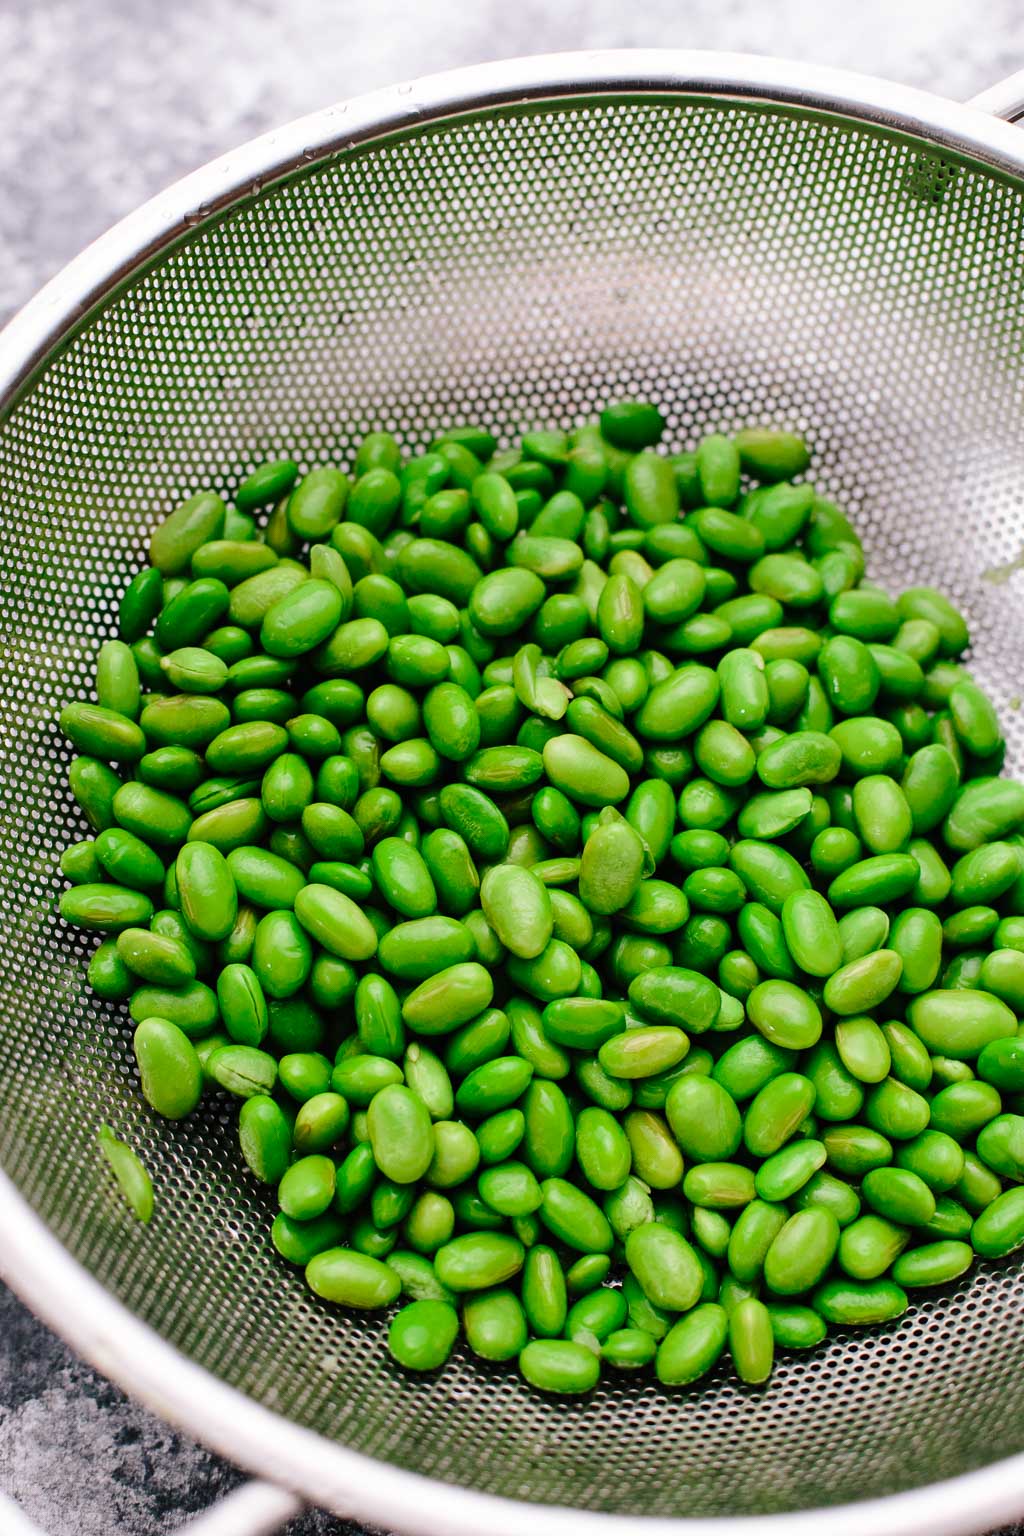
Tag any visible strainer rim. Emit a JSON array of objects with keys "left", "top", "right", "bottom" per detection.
[
  {"left": 2, "top": 48, "right": 1024, "bottom": 423},
  {"left": 3, "top": 47, "right": 1024, "bottom": 1535}
]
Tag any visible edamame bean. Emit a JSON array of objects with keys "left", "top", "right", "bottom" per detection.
[
  {"left": 813, "top": 1277, "right": 908, "bottom": 1325},
  {"left": 907, "top": 989, "right": 1016, "bottom": 1059},
  {"left": 387, "top": 1299, "right": 459, "bottom": 1372},
  {"left": 838, "top": 1215, "right": 909, "bottom": 1281},
  {"left": 306, "top": 1249, "right": 400, "bottom": 1309},
  {"left": 781, "top": 890, "right": 842, "bottom": 977},
  {"left": 133, "top": 1016, "right": 204, "bottom": 1119},
  {"left": 763, "top": 1210, "right": 839, "bottom": 1294},
  {"left": 626, "top": 1222, "right": 704, "bottom": 1311},
  {"left": 747, "top": 981, "right": 821, "bottom": 1050},
  {"left": 730, "top": 1297, "right": 774, "bottom": 1385},
  {"left": 971, "top": 1187, "right": 1024, "bottom": 1257},
  {"left": 665, "top": 1076, "right": 741, "bottom": 1162},
  {"left": 728, "top": 1200, "right": 788, "bottom": 1283},
  {"left": 655, "top": 1302, "right": 728, "bottom": 1385},
  {"left": 434, "top": 1232, "right": 525, "bottom": 1291},
  {"left": 767, "top": 1304, "right": 827, "bottom": 1350},
  {"left": 518, "top": 1338, "right": 600, "bottom": 1394},
  {"left": 367, "top": 1084, "right": 435, "bottom": 1183},
  {"left": 463, "top": 1290, "right": 528, "bottom": 1360},
  {"left": 540, "top": 1178, "right": 613, "bottom": 1253}
]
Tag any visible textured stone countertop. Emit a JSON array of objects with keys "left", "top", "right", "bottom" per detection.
[{"left": 2, "top": 2, "right": 1024, "bottom": 1532}]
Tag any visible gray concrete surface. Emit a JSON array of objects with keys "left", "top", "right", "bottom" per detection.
[{"left": 2, "top": 1, "right": 1024, "bottom": 1531}]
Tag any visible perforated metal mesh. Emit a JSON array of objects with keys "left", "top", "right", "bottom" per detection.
[{"left": 3, "top": 90, "right": 1024, "bottom": 1522}]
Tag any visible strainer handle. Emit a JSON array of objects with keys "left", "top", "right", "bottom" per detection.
[
  {"left": 0, "top": 1480, "right": 302, "bottom": 1535},
  {"left": 178, "top": 1481, "right": 303, "bottom": 1534},
  {"left": 968, "top": 69, "right": 1024, "bottom": 122}
]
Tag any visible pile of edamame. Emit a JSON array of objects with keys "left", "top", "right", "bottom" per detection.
[{"left": 57, "top": 404, "right": 1024, "bottom": 1394}]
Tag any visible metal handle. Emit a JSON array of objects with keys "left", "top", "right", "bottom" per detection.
[
  {"left": 1, "top": 1480, "right": 302, "bottom": 1535},
  {"left": 179, "top": 1481, "right": 303, "bottom": 1535},
  {"left": 968, "top": 68, "right": 1024, "bottom": 121}
]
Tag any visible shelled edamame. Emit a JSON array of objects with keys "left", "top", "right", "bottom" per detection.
[{"left": 58, "top": 405, "right": 1024, "bottom": 1396}]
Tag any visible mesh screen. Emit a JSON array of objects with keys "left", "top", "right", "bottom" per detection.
[{"left": 2, "top": 92, "right": 1024, "bottom": 1520}]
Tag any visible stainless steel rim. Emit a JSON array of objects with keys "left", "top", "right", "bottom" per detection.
[{"left": 3, "top": 49, "right": 1024, "bottom": 1536}]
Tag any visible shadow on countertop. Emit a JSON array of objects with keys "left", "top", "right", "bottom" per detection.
[{"left": 0, "top": 1282, "right": 364, "bottom": 1535}]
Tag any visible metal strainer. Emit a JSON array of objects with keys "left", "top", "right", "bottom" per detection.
[{"left": 5, "top": 49, "right": 1024, "bottom": 1536}]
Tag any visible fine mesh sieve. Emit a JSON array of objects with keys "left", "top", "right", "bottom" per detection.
[{"left": 4, "top": 49, "right": 1024, "bottom": 1536}]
